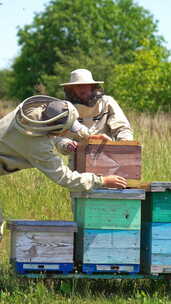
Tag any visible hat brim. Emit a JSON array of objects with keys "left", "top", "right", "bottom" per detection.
[{"left": 60, "top": 81, "right": 104, "bottom": 86}]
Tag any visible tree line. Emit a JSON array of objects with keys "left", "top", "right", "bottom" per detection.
[{"left": 0, "top": 0, "right": 171, "bottom": 112}]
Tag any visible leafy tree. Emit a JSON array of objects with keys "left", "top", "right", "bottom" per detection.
[
  {"left": 0, "top": 69, "right": 14, "bottom": 99},
  {"left": 43, "top": 42, "right": 171, "bottom": 113},
  {"left": 42, "top": 46, "right": 115, "bottom": 98},
  {"left": 11, "top": 0, "right": 165, "bottom": 100},
  {"left": 112, "top": 40, "right": 171, "bottom": 112}
]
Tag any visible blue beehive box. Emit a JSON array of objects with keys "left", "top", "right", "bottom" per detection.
[
  {"left": 141, "top": 182, "right": 171, "bottom": 274},
  {"left": 72, "top": 188, "right": 145, "bottom": 274},
  {"left": 7, "top": 220, "right": 77, "bottom": 274}
]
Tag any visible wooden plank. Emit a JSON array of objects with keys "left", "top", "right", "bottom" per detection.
[
  {"left": 82, "top": 263, "right": 140, "bottom": 274},
  {"left": 152, "top": 223, "right": 171, "bottom": 267},
  {"left": 7, "top": 220, "right": 77, "bottom": 232},
  {"left": 152, "top": 191, "right": 171, "bottom": 222},
  {"left": 84, "top": 148, "right": 141, "bottom": 178},
  {"left": 127, "top": 180, "right": 151, "bottom": 191},
  {"left": 151, "top": 265, "right": 171, "bottom": 274},
  {"left": 7, "top": 220, "right": 78, "bottom": 226},
  {"left": 140, "top": 222, "right": 171, "bottom": 274},
  {"left": 74, "top": 141, "right": 86, "bottom": 173},
  {"left": 151, "top": 182, "right": 171, "bottom": 192},
  {"left": 82, "top": 229, "right": 140, "bottom": 264},
  {"left": 15, "top": 262, "right": 74, "bottom": 274},
  {"left": 75, "top": 198, "right": 141, "bottom": 229},
  {"left": 8, "top": 226, "right": 77, "bottom": 233},
  {"left": 141, "top": 221, "right": 171, "bottom": 273},
  {"left": 140, "top": 222, "right": 151, "bottom": 274},
  {"left": 85, "top": 140, "right": 141, "bottom": 146},
  {"left": 140, "top": 193, "right": 152, "bottom": 274},
  {"left": 72, "top": 189, "right": 145, "bottom": 200},
  {"left": 152, "top": 223, "right": 171, "bottom": 240},
  {"left": 12, "top": 231, "right": 74, "bottom": 263},
  {"left": 75, "top": 140, "right": 141, "bottom": 179}
]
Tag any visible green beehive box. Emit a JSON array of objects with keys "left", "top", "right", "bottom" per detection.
[
  {"left": 151, "top": 183, "right": 171, "bottom": 222},
  {"left": 142, "top": 182, "right": 171, "bottom": 223},
  {"left": 72, "top": 189, "right": 145, "bottom": 230}
]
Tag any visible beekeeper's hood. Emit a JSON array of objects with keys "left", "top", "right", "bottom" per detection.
[{"left": 15, "top": 95, "right": 88, "bottom": 136}]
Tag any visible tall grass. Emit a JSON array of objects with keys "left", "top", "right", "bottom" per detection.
[
  {"left": 129, "top": 111, "right": 171, "bottom": 181},
  {"left": 0, "top": 108, "right": 170, "bottom": 303}
]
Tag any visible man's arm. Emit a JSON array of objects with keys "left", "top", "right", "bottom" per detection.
[
  {"left": 28, "top": 137, "right": 127, "bottom": 191},
  {"left": 106, "top": 96, "right": 133, "bottom": 141}
]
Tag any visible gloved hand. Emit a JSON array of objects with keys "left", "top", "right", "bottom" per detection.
[
  {"left": 65, "top": 141, "right": 78, "bottom": 152},
  {"left": 88, "top": 134, "right": 112, "bottom": 141},
  {"left": 102, "top": 175, "right": 127, "bottom": 189}
]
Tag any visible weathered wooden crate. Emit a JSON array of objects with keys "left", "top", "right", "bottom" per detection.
[
  {"left": 75, "top": 140, "right": 141, "bottom": 179},
  {"left": 7, "top": 220, "right": 77, "bottom": 274},
  {"left": 141, "top": 182, "right": 171, "bottom": 274},
  {"left": 72, "top": 189, "right": 145, "bottom": 274}
]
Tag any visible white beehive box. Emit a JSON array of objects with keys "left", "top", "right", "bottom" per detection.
[{"left": 7, "top": 220, "right": 77, "bottom": 274}]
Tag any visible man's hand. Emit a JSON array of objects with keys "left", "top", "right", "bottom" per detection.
[
  {"left": 102, "top": 175, "right": 127, "bottom": 189},
  {"left": 66, "top": 141, "right": 78, "bottom": 152}
]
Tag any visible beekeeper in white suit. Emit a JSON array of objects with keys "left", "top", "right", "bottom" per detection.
[{"left": 0, "top": 95, "right": 127, "bottom": 191}]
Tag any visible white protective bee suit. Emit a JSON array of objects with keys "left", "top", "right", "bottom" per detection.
[{"left": 0, "top": 95, "right": 103, "bottom": 191}]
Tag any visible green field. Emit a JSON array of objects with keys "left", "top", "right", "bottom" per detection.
[{"left": 0, "top": 111, "right": 170, "bottom": 303}]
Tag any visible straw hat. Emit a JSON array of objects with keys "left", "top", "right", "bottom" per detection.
[{"left": 60, "top": 69, "right": 104, "bottom": 86}]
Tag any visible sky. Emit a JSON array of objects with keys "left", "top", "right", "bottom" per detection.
[{"left": 0, "top": 0, "right": 171, "bottom": 70}]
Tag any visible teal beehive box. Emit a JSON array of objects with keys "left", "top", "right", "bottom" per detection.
[
  {"left": 73, "top": 189, "right": 144, "bottom": 230},
  {"left": 141, "top": 182, "right": 171, "bottom": 274},
  {"left": 72, "top": 189, "right": 145, "bottom": 274}
]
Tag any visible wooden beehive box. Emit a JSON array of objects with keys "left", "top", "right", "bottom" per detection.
[
  {"left": 75, "top": 140, "right": 141, "bottom": 179},
  {"left": 72, "top": 188, "right": 145, "bottom": 274},
  {"left": 7, "top": 220, "right": 77, "bottom": 274},
  {"left": 141, "top": 182, "right": 171, "bottom": 274},
  {"left": 77, "top": 228, "right": 141, "bottom": 274}
]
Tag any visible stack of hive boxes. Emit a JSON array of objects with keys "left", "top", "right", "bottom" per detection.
[
  {"left": 141, "top": 182, "right": 171, "bottom": 274},
  {"left": 74, "top": 139, "right": 144, "bottom": 274},
  {"left": 73, "top": 189, "right": 145, "bottom": 274}
]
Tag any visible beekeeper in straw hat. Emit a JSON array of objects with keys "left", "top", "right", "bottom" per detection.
[{"left": 56, "top": 68, "right": 133, "bottom": 153}]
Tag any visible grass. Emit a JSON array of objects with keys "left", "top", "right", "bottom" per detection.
[
  {"left": 0, "top": 273, "right": 171, "bottom": 303},
  {"left": 0, "top": 107, "right": 170, "bottom": 303},
  {"left": 129, "top": 111, "right": 171, "bottom": 181}
]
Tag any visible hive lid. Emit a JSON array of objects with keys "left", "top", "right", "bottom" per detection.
[
  {"left": 150, "top": 182, "right": 171, "bottom": 192},
  {"left": 7, "top": 220, "right": 77, "bottom": 232},
  {"left": 71, "top": 188, "right": 145, "bottom": 200}
]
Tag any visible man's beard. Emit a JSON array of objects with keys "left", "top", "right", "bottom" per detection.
[{"left": 64, "top": 88, "right": 104, "bottom": 107}]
